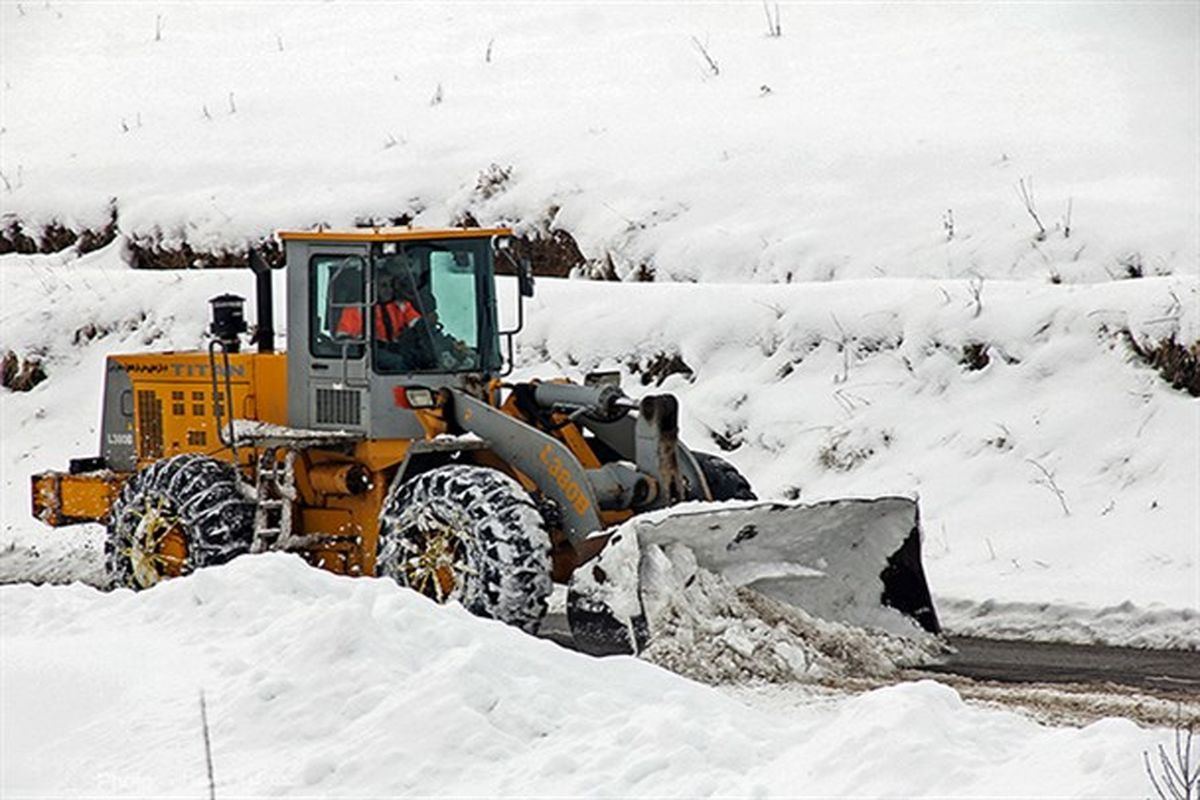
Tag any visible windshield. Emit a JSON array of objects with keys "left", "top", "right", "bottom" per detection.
[{"left": 370, "top": 238, "right": 500, "bottom": 374}]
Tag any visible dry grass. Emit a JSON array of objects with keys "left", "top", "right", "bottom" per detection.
[{"left": 1124, "top": 332, "right": 1199, "bottom": 397}]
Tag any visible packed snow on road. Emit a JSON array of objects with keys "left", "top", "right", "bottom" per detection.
[{"left": 2, "top": 1, "right": 1197, "bottom": 797}]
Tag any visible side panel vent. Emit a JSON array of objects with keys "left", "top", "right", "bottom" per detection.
[
  {"left": 315, "top": 388, "right": 362, "bottom": 427},
  {"left": 136, "top": 389, "right": 164, "bottom": 459}
]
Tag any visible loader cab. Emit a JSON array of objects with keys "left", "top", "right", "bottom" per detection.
[{"left": 281, "top": 228, "right": 521, "bottom": 437}]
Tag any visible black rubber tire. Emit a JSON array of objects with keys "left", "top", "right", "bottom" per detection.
[
  {"left": 693, "top": 451, "right": 757, "bottom": 501},
  {"left": 377, "top": 464, "right": 553, "bottom": 634},
  {"left": 104, "top": 453, "right": 256, "bottom": 589}
]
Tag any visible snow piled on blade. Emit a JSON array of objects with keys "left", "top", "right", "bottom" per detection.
[
  {"left": 632, "top": 496, "right": 934, "bottom": 638},
  {"left": 0, "top": 555, "right": 1166, "bottom": 797},
  {"left": 637, "top": 542, "right": 945, "bottom": 686}
]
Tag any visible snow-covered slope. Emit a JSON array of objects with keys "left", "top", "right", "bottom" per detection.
[
  {"left": 2, "top": 2, "right": 1196, "bottom": 282},
  {"left": 0, "top": 554, "right": 1174, "bottom": 798},
  {"left": 2, "top": 246, "right": 1196, "bottom": 648}
]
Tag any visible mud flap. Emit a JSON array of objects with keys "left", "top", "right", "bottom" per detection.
[{"left": 567, "top": 496, "right": 939, "bottom": 656}]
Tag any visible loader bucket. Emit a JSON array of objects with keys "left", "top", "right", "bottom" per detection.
[{"left": 567, "top": 496, "right": 939, "bottom": 656}]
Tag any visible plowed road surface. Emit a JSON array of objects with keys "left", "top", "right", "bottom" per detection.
[
  {"left": 539, "top": 616, "right": 1200, "bottom": 696},
  {"left": 926, "top": 636, "right": 1200, "bottom": 694}
]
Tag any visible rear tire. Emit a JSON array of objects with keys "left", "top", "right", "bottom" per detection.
[
  {"left": 377, "top": 464, "right": 553, "bottom": 634},
  {"left": 104, "top": 454, "right": 256, "bottom": 589},
  {"left": 693, "top": 451, "right": 757, "bottom": 501}
]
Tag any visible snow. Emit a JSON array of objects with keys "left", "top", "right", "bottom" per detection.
[
  {"left": 634, "top": 540, "right": 947, "bottom": 684},
  {"left": 0, "top": 554, "right": 1173, "bottom": 797},
  {"left": 1, "top": 2, "right": 1196, "bottom": 284},
  {"left": 515, "top": 275, "right": 1200, "bottom": 647},
  {"left": 2, "top": 2, "right": 1199, "bottom": 795},
  {"left": 2, "top": 251, "right": 1196, "bottom": 649},
  {"left": 587, "top": 496, "right": 941, "bottom": 642}
]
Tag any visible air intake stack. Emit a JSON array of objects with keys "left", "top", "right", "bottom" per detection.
[{"left": 208, "top": 294, "right": 247, "bottom": 352}]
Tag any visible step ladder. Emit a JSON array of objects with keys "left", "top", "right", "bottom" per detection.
[{"left": 251, "top": 448, "right": 296, "bottom": 553}]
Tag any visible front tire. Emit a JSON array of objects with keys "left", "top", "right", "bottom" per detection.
[
  {"left": 104, "top": 454, "right": 256, "bottom": 589},
  {"left": 377, "top": 464, "right": 553, "bottom": 633},
  {"left": 694, "top": 451, "right": 757, "bottom": 501}
]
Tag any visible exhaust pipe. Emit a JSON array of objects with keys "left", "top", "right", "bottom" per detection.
[{"left": 249, "top": 249, "right": 275, "bottom": 354}]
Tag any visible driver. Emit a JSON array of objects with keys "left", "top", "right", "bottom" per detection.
[{"left": 335, "top": 273, "right": 421, "bottom": 343}]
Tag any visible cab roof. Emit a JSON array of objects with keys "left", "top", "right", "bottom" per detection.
[{"left": 276, "top": 227, "right": 512, "bottom": 243}]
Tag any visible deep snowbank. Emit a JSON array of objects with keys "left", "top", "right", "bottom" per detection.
[
  {"left": 0, "top": 554, "right": 1171, "bottom": 797},
  {"left": 2, "top": 2, "right": 1196, "bottom": 282},
  {"left": 517, "top": 275, "right": 1200, "bottom": 647},
  {"left": 1, "top": 246, "right": 1196, "bottom": 648}
]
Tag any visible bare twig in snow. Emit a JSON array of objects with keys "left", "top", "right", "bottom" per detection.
[
  {"left": 828, "top": 313, "right": 851, "bottom": 384},
  {"left": 1026, "top": 457, "right": 1070, "bottom": 516},
  {"left": 227, "top": 92, "right": 236, "bottom": 114},
  {"left": 275, "top": 33, "right": 284, "bottom": 52},
  {"left": 1016, "top": 177, "right": 1047, "bottom": 241},
  {"left": 762, "top": 1, "right": 781, "bottom": 37},
  {"left": 485, "top": 37, "right": 494, "bottom": 63},
  {"left": 1063, "top": 196, "right": 1073, "bottom": 239},
  {"left": 691, "top": 36, "right": 720, "bottom": 76},
  {"left": 1144, "top": 721, "right": 1198, "bottom": 800},
  {"left": 430, "top": 82, "right": 444, "bottom": 106},
  {"left": 383, "top": 132, "right": 399, "bottom": 149},
  {"left": 968, "top": 274, "right": 984, "bottom": 318},
  {"left": 1164, "top": 290, "right": 1183, "bottom": 320},
  {"left": 155, "top": 13, "right": 163, "bottom": 42},
  {"left": 753, "top": 300, "right": 786, "bottom": 320},
  {"left": 942, "top": 208, "right": 955, "bottom": 241},
  {"left": 202, "top": 104, "right": 212, "bottom": 121},
  {"left": 200, "top": 691, "right": 216, "bottom": 800},
  {"left": 833, "top": 388, "right": 871, "bottom": 414}
]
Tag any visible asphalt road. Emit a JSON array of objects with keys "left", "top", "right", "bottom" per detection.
[
  {"left": 539, "top": 614, "right": 1200, "bottom": 695},
  {"left": 926, "top": 636, "right": 1200, "bottom": 694}
]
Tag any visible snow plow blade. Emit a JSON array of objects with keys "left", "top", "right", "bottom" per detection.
[{"left": 567, "top": 496, "right": 939, "bottom": 656}]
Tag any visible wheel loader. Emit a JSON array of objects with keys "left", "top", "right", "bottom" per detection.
[{"left": 31, "top": 227, "right": 938, "bottom": 652}]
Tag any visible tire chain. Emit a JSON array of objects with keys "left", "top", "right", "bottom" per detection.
[
  {"left": 378, "top": 464, "right": 553, "bottom": 633},
  {"left": 104, "top": 453, "right": 256, "bottom": 587}
]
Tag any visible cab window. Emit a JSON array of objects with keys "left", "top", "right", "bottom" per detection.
[
  {"left": 372, "top": 241, "right": 492, "bottom": 374},
  {"left": 309, "top": 254, "right": 366, "bottom": 359}
]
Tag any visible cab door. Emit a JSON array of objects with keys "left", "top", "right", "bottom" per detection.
[{"left": 287, "top": 242, "right": 371, "bottom": 432}]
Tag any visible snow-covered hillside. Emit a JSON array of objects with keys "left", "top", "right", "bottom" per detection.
[
  {"left": 1, "top": 2, "right": 1197, "bottom": 282},
  {"left": 2, "top": 247, "right": 1196, "bottom": 648}
]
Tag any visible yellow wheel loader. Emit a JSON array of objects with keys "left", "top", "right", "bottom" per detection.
[{"left": 31, "top": 227, "right": 938, "bottom": 652}]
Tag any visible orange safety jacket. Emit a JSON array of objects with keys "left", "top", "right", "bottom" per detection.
[{"left": 336, "top": 301, "right": 421, "bottom": 342}]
